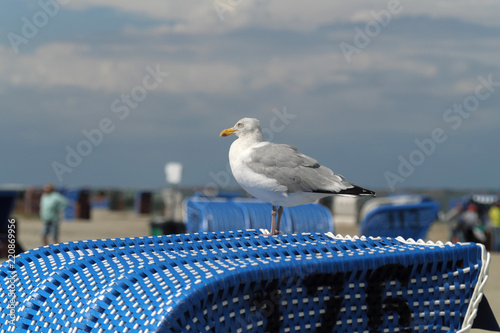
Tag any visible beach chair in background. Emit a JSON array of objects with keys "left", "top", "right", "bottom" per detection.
[
  {"left": 61, "top": 188, "right": 91, "bottom": 220},
  {"left": 359, "top": 196, "right": 440, "bottom": 240},
  {"left": 1, "top": 231, "right": 498, "bottom": 332},
  {"left": 185, "top": 196, "right": 334, "bottom": 233},
  {"left": 134, "top": 190, "right": 153, "bottom": 215}
]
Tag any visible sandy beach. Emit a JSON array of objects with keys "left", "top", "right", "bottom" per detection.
[{"left": 6, "top": 210, "right": 499, "bottom": 332}]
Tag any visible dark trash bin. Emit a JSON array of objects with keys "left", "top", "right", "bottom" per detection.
[{"left": 150, "top": 217, "right": 185, "bottom": 236}]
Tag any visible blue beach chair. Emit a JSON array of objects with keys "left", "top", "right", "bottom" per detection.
[
  {"left": 185, "top": 197, "right": 334, "bottom": 233},
  {"left": 0, "top": 231, "right": 496, "bottom": 332},
  {"left": 360, "top": 197, "right": 440, "bottom": 240}
]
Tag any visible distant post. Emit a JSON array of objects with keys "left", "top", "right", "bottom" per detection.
[{"left": 165, "top": 162, "right": 183, "bottom": 189}]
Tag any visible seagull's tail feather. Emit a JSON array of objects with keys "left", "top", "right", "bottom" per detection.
[{"left": 312, "top": 185, "right": 376, "bottom": 197}]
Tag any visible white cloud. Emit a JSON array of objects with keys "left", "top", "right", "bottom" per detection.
[
  {"left": 454, "top": 79, "right": 480, "bottom": 95},
  {"left": 408, "top": 0, "right": 500, "bottom": 28},
  {"left": 0, "top": 38, "right": 449, "bottom": 96},
  {"left": 64, "top": 0, "right": 500, "bottom": 32},
  {"left": 65, "top": 1, "right": 249, "bottom": 34},
  {"left": 0, "top": 1, "right": 497, "bottom": 97},
  {"left": 0, "top": 42, "right": 376, "bottom": 95},
  {"left": 0, "top": 43, "right": 147, "bottom": 92},
  {"left": 246, "top": 54, "right": 351, "bottom": 92},
  {"left": 162, "top": 62, "right": 244, "bottom": 93},
  {"left": 0, "top": 42, "right": 245, "bottom": 93}
]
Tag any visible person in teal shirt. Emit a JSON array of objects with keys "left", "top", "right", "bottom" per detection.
[{"left": 40, "top": 183, "right": 69, "bottom": 246}]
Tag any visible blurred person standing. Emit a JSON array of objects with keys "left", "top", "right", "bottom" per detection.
[
  {"left": 488, "top": 200, "right": 500, "bottom": 227},
  {"left": 489, "top": 200, "right": 500, "bottom": 251},
  {"left": 458, "top": 203, "right": 484, "bottom": 243},
  {"left": 40, "top": 183, "right": 69, "bottom": 246}
]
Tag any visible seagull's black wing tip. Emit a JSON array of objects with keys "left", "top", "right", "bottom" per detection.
[
  {"left": 336, "top": 185, "right": 376, "bottom": 197},
  {"left": 311, "top": 185, "right": 376, "bottom": 197}
]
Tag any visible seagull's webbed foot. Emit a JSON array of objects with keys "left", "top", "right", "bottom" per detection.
[{"left": 259, "top": 229, "right": 280, "bottom": 236}]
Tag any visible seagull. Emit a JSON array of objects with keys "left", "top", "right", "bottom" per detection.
[{"left": 220, "top": 117, "right": 376, "bottom": 235}]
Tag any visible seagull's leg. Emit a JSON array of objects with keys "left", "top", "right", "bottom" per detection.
[
  {"left": 275, "top": 206, "right": 283, "bottom": 234},
  {"left": 269, "top": 205, "right": 277, "bottom": 235}
]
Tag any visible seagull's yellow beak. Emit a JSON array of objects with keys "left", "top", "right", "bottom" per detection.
[{"left": 220, "top": 128, "right": 236, "bottom": 137}]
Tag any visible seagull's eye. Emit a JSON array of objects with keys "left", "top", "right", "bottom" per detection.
[{"left": 237, "top": 123, "right": 243, "bottom": 127}]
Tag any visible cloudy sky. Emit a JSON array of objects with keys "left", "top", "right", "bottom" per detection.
[{"left": 1, "top": 0, "right": 500, "bottom": 191}]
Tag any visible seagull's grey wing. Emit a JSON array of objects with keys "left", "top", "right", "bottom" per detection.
[{"left": 247, "top": 143, "right": 354, "bottom": 193}]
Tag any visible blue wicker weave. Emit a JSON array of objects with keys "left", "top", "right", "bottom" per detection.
[
  {"left": 185, "top": 197, "right": 333, "bottom": 233},
  {"left": 360, "top": 201, "right": 440, "bottom": 240},
  {"left": 0, "top": 230, "right": 489, "bottom": 332}
]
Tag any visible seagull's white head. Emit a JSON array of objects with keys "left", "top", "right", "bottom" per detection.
[{"left": 220, "top": 118, "right": 263, "bottom": 139}]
